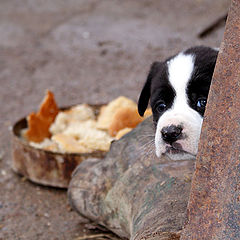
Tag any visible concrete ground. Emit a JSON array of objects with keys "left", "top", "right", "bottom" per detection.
[{"left": 0, "top": 0, "right": 230, "bottom": 239}]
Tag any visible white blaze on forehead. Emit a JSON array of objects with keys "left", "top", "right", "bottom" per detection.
[{"left": 167, "top": 53, "right": 194, "bottom": 104}]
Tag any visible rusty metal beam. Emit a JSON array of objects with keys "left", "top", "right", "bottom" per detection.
[{"left": 181, "top": 0, "right": 240, "bottom": 239}]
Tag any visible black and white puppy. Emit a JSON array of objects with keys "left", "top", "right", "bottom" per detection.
[{"left": 138, "top": 46, "right": 218, "bottom": 160}]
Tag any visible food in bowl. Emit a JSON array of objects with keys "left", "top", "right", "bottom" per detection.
[{"left": 23, "top": 91, "right": 152, "bottom": 154}]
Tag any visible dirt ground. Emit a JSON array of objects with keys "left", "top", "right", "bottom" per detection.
[{"left": 0, "top": 0, "right": 230, "bottom": 239}]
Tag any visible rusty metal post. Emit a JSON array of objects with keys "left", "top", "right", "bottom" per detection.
[{"left": 181, "top": 1, "right": 240, "bottom": 239}]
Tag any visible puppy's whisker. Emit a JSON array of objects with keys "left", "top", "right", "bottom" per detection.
[
  {"left": 138, "top": 139, "right": 155, "bottom": 158},
  {"left": 135, "top": 134, "right": 155, "bottom": 142},
  {"left": 137, "top": 133, "right": 155, "bottom": 137},
  {"left": 138, "top": 139, "right": 155, "bottom": 151},
  {"left": 140, "top": 146, "right": 155, "bottom": 161},
  {"left": 146, "top": 144, "right": 155, "bottom": 155},
  {"left": 137, "top": 134, "right": 155, "bottom": 137}
]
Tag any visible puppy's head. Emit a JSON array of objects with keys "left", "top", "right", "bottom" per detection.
[{"left": 138, "top": 46, "right": 218, "bottom": 160}]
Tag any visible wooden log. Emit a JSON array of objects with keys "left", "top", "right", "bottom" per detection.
[{"left": 68, "top": 117, "right": 195, "bottom": 240}]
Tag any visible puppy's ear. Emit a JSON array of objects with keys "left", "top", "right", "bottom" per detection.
[{"left": 138, "top": 62, "right": 160, "bottom": 116}]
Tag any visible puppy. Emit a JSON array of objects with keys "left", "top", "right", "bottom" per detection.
[{"left": 138, "top": 46, "right": 218, "bottom": 160}]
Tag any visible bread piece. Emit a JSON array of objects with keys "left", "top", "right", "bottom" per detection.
[
  {"left": 115, "top": 128, "right": 132, "bottom": 140},
  {"left": 109, "top": 107, "right": 142, "bottom": 137},
  {"left": 29, "top": 138, "right": 59, "bottom": 152},
  {"left": 109, "top": 107, "right": 152, "bottom": 137},
  {"left": 77, "top": 130, "right": 113, "bottom": 152},
  {"left": 52, "top": 134, "right": 91, "bottom": 153},
  {"left": 97, "top": 96, "right": 137, "bottom": 130},
  {"left": 143, "top": 108, "right": 152, "bottom": 118},
  {"left": 52, "top": 120, "right": 113, "bottom": 153},
  {"left": 50, "top": 104, "right": 95, "bottom": 135},
  {"left": 66, "top": 104, "right": 95, "bottom": 121},
  {"left": 63, "top": 120, "right": 98, "bottom": 136},
  {"left": 24, "top": 90, "right": 59, "bottom": 143}
]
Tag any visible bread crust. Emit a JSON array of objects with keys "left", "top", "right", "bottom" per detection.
[{"left": 24, "top": 90, "right": 59, "bottom": 143}]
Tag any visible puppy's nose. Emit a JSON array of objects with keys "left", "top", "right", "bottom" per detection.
[{"left": 161, "top": 125, "right": 183, "bottom": 144}]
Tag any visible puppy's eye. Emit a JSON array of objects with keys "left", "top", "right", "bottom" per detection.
[
  {"left": 196, "top": 98, "right": 207, "bottom": 110},
  {"left": 156, "top": 101, "right": 167, "bottom": 113}
]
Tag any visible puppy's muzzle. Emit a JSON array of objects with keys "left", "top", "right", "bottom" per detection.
[{"left": 161, "top": 125, "right": 183, "bottom": 144}]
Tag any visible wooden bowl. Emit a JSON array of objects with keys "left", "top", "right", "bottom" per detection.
[{"left": 11, "top": 105, "right": 107, "bottom": 188}]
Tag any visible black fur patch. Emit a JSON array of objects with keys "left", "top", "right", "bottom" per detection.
[{"left": 185, "top": 46, "right": 218, "bottom": 116}]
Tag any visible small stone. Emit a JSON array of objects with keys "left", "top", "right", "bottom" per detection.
[{"left": 82, "top": 32, "right": 90, "bottom": 39}]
